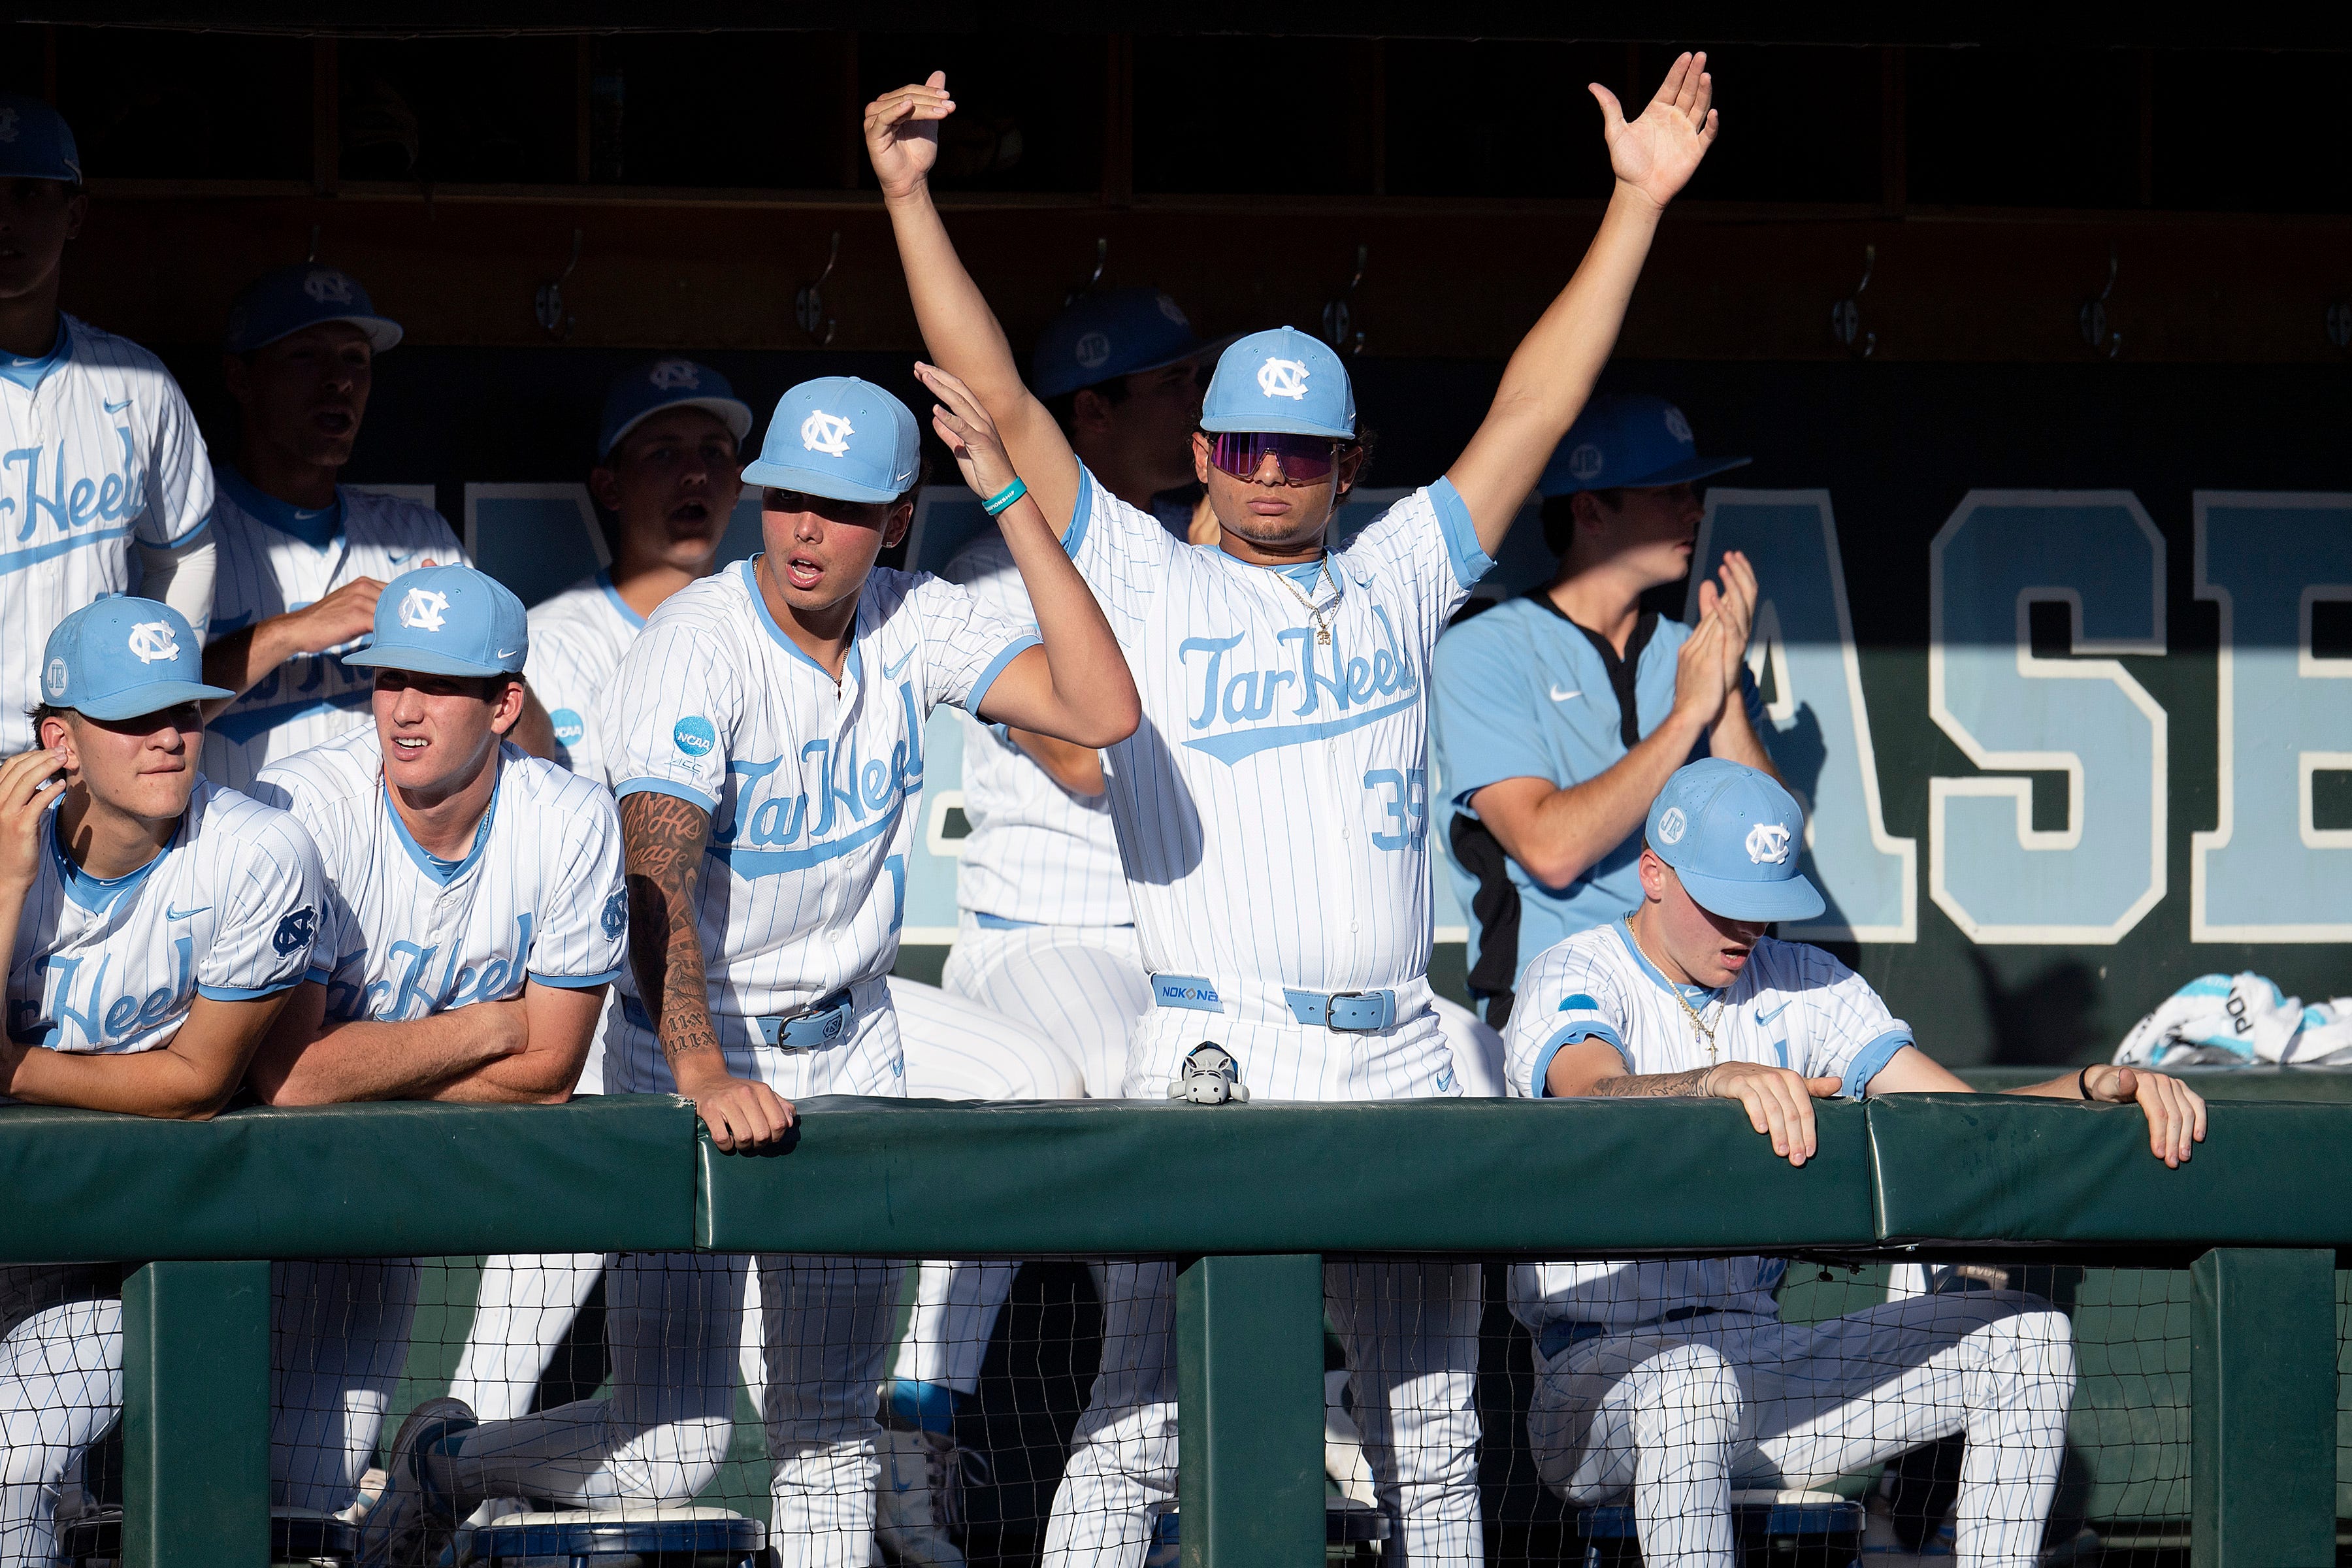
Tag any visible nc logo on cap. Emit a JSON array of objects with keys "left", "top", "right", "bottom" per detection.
[
  {"left": 1257, "top": 357, "right": 1311, "bottom": 400},
  {"left": 302, "top": 270, "right": 355, "bottom": 304},
  {"left": 800, "top": 410, "right": 854, "bottom": 457},
  {"left": 1656, "top": 806, "right": 1688, "bottom": 845},
  {"left": 398, "top": 587, "right": 449, "bottom": 632},
  {"left": 1568, "top": 443, "right": 1606, "bottom": 482},
  {"left": 1746, "top": 822, "right": 1793, "bottom": 864},
  {"left": 43, "top": 657, "right": 66, "bottom": 698},
  {"left": 126, "top": 621, "right": 181, "bottom": 665},
  {"left": 649, "top": 359, "right": 700, "bottom": 389},
  {"left": 1664, "top": 406, "right": 1695, "bottom": 444},
  {"left": 1074, "top": 331, "right": 1113, "bottom": 369}
]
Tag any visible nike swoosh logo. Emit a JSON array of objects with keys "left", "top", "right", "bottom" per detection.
[
  {"left": 1549, "top": 686, "right": 1582, "bottom": 702},
  {"left": 105, "top": 398, "right": 133, "bottom": 414},
  {"left": 883, "top": 649, "right": 916, "bottom": 680},
  {"left": 495, "top": 647, "right": 521, "bottom": 659},
  {"left": 165, "top": 904, "right": 212, "bottom": 921},
  {"left": 385, "top": 551, "right": 419, "bottom": 568},
  {"left": 1756, "top": 1000, "right": 1791, "bottom": 1026}
]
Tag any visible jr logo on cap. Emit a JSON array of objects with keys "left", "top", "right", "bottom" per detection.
[
  {"left": 125, "top": 621, "right": 180, "bottom": 665},
  {"left": 649, "top": 359, "right": 700, "bottom": 389},
  {"left": 43, "top": 658, "right": 67, "bottom": 698},
  {"left": 1256, "top": 357, "right": 1311, "bottom": 400},
  {"left": 1074, "top": 331, "right": 1112, "bottom": 369},
  {"left": 1746, "top": 822, "right": 1793, "bottom": 864},
  {"left": 398, "top": 588, "right": 449, "bottom": 632},
  {"left": 302, "top": 270, "right": 355, "bottom": 304},
  {"left": 1664, "top": 406, "right": 1695, "bottom": 445},
  {"left": 1656, "top": 806, "right": 1688, "bottom": 845},
  {"left": 801, "top": 410, "right": 854, "bottom": 457},
  {"left": 1568, "top": 443, "right": 1606, "bottom": 482}
]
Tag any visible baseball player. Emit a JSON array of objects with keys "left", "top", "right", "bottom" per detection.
[
  {"left": 0, "top": 93, "right": 218, "bottom": 760},
  {"left": 244, "top": 563, "right": 625, "bottom": 1519},
  {"left": 1432, "top": 395, "right": 1772, "bottom": 1029},
  {"left": 869, "top": 52, "right": 1722, "bottom": 1568},
  {"left": 1504, "top": 758, "right": 2207, "bottom": 1568},
  {"left": 0, "top": 596, "right": 321, "bottom": 1562},
  {"left": 354, "top": 367, "right": 1134, "bottom": 1568},
  {"left": 200, "top": 265, "right": 467, "bottom": 791}
]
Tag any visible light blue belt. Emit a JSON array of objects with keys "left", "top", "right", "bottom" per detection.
[
  {"left": 621, "top": 988, "right": 856, "bottom": 1050},
  {"left": 972, "top": 913, "right": 1137, "bottom": 932},
  {"left": 1150, "top": 975, "right": 1397, "bottom": 1033}
]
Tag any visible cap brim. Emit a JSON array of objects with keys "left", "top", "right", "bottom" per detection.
[
  {"left": 1552, "top": 453, "right": 1752, "bottom": 497},
  {"left": 1674, "top": 865, "right": 1826, "bottom": 923},
  {"left": 740, "top": 458, "right": 904, "bottom": 504},
  {"left": 238, "top": 314, "right": 405, "bottom": 355},
  {"left": 1198, "top": 410, "right": 1357, "bottom": 439},
  {"left": 73, "top": 681, "right": 237, "bottom": 721},
  {"left": 1032, "top": 331, "right": 1238, "bottom": 400},
  {"left": 340, "top": 644, "right": 519, "bottom": 678},
  {"left": 602, "top": 396, "right": 757, "bottom": 460}
]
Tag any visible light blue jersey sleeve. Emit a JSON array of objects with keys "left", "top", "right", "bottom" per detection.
[
  {"left": 1060, "top": 462, "right": 1181, "bottom": 650},
  {"left": 1503, "top": 936, "right": 1635, "bottom": 1099},
  {"left": 527, "top": 782, "right": 629, "bottom": 988},
  {"left": 606, "top": 611, "right": 747, "bottom": 815},
  {"left": 1778, "top": 943, "right": 1914, "bottom": 1098},
  {"left": 1431, "top": 614, "right": 1556, "bottom": 810},
  {"left": 906, "top": 570, "right": 1043, "bottom": 719},
  {"left": 197, "top": 808, "right": 328, "bottom": 1001}
]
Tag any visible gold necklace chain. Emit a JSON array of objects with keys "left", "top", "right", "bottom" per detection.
[
  {"left": 1669, "top": 983, "right": 1721, "bottom": 1064},
  {"left": 1273, "top": 557, "right": 1342, "bottom": 645}
]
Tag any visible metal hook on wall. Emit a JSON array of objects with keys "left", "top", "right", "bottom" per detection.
[
  {"left": 2079, "top": 246, "right": 2123, "bottom": 359},
  {"left": 796, "top": 231, "right": 841, "bottom": 348},
  {"left": 1322, "top": 243, "right": 1368, "bottom": 356},
  {"left": 1829, "top": 244, "right": 1876, "bottom": 359},
  {"left": 535, "top": 228, "right": 582, "bottom": 340},
  {"left": 1063, "top": 237, "right": 1109, "bottom": 306}
]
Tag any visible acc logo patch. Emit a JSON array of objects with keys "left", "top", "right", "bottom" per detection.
[
  {"left": 550, "top": 709, "right": 585, "bottom": 747},
  {"left": 1256, "top": 357, "right": 1310, "bottom": 400},
  {"left": 1746, "top": 822, "right": 1793, "bottom": 864},
  {"left": 43, "top": 658, "right": 67, "bottom": 699},
  {"left": 649, "top": 359, "right": 700, "bottom": 389},
  {"left": 672, "top": 715, "right": 717, "bottom": 757},
  {"left": 800, "top": 410, "right": 854, "bottom": 457},
  {"left": 272, "top": 905, "right": 317, "bottom": 957},
  {"left": 1567, "top": 442, "right": 1606, "bottom": 482},
  {"left": 1074, "top": 331, "right": 1113, "bottom": 369},
  {"left": 302, "top": 269, "right": 356, "bottom": 304},
  {"left": 397, "top": 588, "right": 449, "bottom": 632},
  {"left": 1656, "top": 806, "right": 1688, "bottom": 845},
  {"left": 600, "top": 886, "right": 627, "bottom": 939},
  {"left": 1663, "top": 405, "right": 1695, "bottom": 445},
  {"left": 125, "top": 621, "right": 180, "bottom": 665}
]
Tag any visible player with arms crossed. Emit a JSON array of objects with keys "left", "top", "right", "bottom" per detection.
[
  {"left": 1504, "top": 759, "right": 2208, "bottom": 1568},
  {"left": 0, "top": 95, "right": 218, "bottom": 759},
  {"left": 354, "top": 369, "right": 1135, "bottom": 1568},
  {"left": 246, "top": 563, "right": 625, "bottom": 1520},
  {"left": 0, "top": 597, "right": 323, "bottom": 1561},
  {"left": 869, "top": 52, "right": 1722, "bottom": 1568},
  {"left": 201, "top": 265, "right": 466, "bottom": 790}
]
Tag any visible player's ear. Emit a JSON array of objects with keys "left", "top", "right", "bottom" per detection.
[
  {"left": 882, "top": 498, "right": 915, "bottom": 551},
  {"left": 487, "top": 677, "right": 529, "bottom": 738},
  {"left": 587, "top": 466, "right": 623, "bottom": 513},
  {"left": 1335, "top": 444, "right": 1365, "bottom": 500},
  {"left": 39, "top": 712, "right": 79, "bottom": 774},
  {"left": 1190, "top": 431, "right": 1214, "bottom": 487},
  {"left": 63, "top": 189, "right": 87, "bottom": 241}
]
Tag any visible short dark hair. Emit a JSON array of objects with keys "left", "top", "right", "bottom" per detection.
[
  {"left": 759, "top": 459, "right": 933, "bottom": 519},
  {"left": 1044, "top": 376, "right": 1134, "bottom": 438},
  {"left": 1540, "top": 487, "right": 1626, "bottom": 557}
]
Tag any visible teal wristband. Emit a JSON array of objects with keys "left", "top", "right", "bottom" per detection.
[{"left": 982, "top": 478, "right": 1029, "bottom": 515}]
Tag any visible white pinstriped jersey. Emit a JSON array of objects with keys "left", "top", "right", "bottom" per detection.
[
  {"left": 5, "top": 780, "right": 324, "bottom": 1055},
  {"left": 252, "top": 727, "right": 626, "bottom": 1022},
  {"left": 1504, "top": 919, "right": 1915, "bottom": 1331},
  {"left": 524, "top": 570, "right": 642, "bottom": 785},
  {"left": 601, "top": 559, "right": 1037, "bottom": 1043},
  {"left": 0, "top": 314, "right": 215, "bottom": 755},
  {"left": 1062, "top": 464, "right": 1492, "bottom": 994},
  {"left": 942, "top": 532, "right": 1131, "bottom": 929},
  {"left": 201, "top": 470, "right": 467, "bottom": 791}
]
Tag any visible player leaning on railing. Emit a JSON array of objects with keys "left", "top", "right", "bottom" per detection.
[
  {"left": 1503, "top": 757, "right": 2208, "bottom": 1568},
  {"left": 0, "top": 597, "right": 326, "bottom": 1563},
  {"left": 869, "top": 50, "right": 1721, "bottom": 1568}
]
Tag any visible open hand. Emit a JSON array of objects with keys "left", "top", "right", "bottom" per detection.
[
  {"left": 1592, "top": 50, "right": 1719, "bottom": 210},
  {"left": 1669, "top": 606, "right": 1731, "bottom": 732},
  {"left": 1707, "top": 550, "right": 1759, "bottom": 698},
  {"left": 2085, "top": 1064, "right": 2206, "bottom": 1168},
  {"left": 865, "top": 73, "right": 955, "bottom": 201},
  {"left": 1703, "top": 1059, "right": 1841, "bottom": 1167},
  {"left": 0, "top": 748, "right": 69, "bottom": 895},
  {"left": 917, "top": 361, "right": 1018, "bottom": 502},
  {"left": 291, "top": 576, "right": 388, "bottom": 653}
]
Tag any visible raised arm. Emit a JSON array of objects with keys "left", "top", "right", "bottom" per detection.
[
  {"left": 1447, "top": 53, "right": 1719, "bottom": 555},
  {"left": 200, "top": 576, "right": 387, "bottom": 719},
  {"left": 868, "top": 74, "right": 1084, "bottom": 529},
  {"left": 618, "top": 790, "right": 792, "bottom": 1150},
  {"left": 919, "top": 363, "right": 1139, "bottom": 749}
]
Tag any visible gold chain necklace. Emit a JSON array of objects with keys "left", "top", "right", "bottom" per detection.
[
  {"left": 1669, "top": 983, "right": 1721, "bottom": 1063},
  {"left": 1273, "top": 557, "right": 1342, "bottom": 645}
]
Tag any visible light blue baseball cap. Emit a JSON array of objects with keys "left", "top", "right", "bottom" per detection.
[
  {"left": 1032, "top": 287, "right": 1220, "bottom": 400},
  {"left": 740, "top": 376, "right": 922, "bottom": 504},
  {"left": 598, "top": 358, "right": 756, "bottom": 461},
  {"left": 41, "top": 597, "right": 231, "bottom": 721},
  {"left": 1644, "top": 758, "right": 1823, "bottom": 923},
  {"left": 1540, "top": 394, "right": 1750, "bottom": 497},
  {"left": 223, "top": 265, "right": 403, "bottom": 355},
  {"left": 342, "top": 564, "right": 529, "bottom": 679},
  {"left": 1200, "top": 327, "right": 1356, "bottom": 440},
  {"left": 0, "top": 93, "right": 82, "bottom": 184}
]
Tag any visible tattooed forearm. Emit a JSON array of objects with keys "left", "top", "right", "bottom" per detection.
[
  {"left": 1588, "top": 1068, "right": 1716, "bottom": 1099},
  {"left": 619, "top": 792, "right": 723, "bottom": 1071}
]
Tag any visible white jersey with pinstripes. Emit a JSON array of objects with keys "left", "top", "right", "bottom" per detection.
[
  {"left": 523, "top": 569, "right": 641, "bottom": 786},
  {"left": 252, "top": 727, "right": 626, "bottom": 1022},
  {"left": 0, "top": 314, "right": 215, "bottom": 756},
  {"left": 4, "top": 779, "right": 324, "bottom": 1056},
  {"left": 599, "top": 559, "right": 1038, "bottom": 1047},
  {"left": 201, "top": 474, "right": 467, "bottom": 791},
  {"left": 941, "top": 532, "right": 1130, "bottom": 928},
  {"left": 1503, "top": 919, "right": 1915, "bottom": 1331}
]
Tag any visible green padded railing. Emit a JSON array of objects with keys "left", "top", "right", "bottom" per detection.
[{"left": 5, "top": 1077, "right": 2350, "bottom": 1567}]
